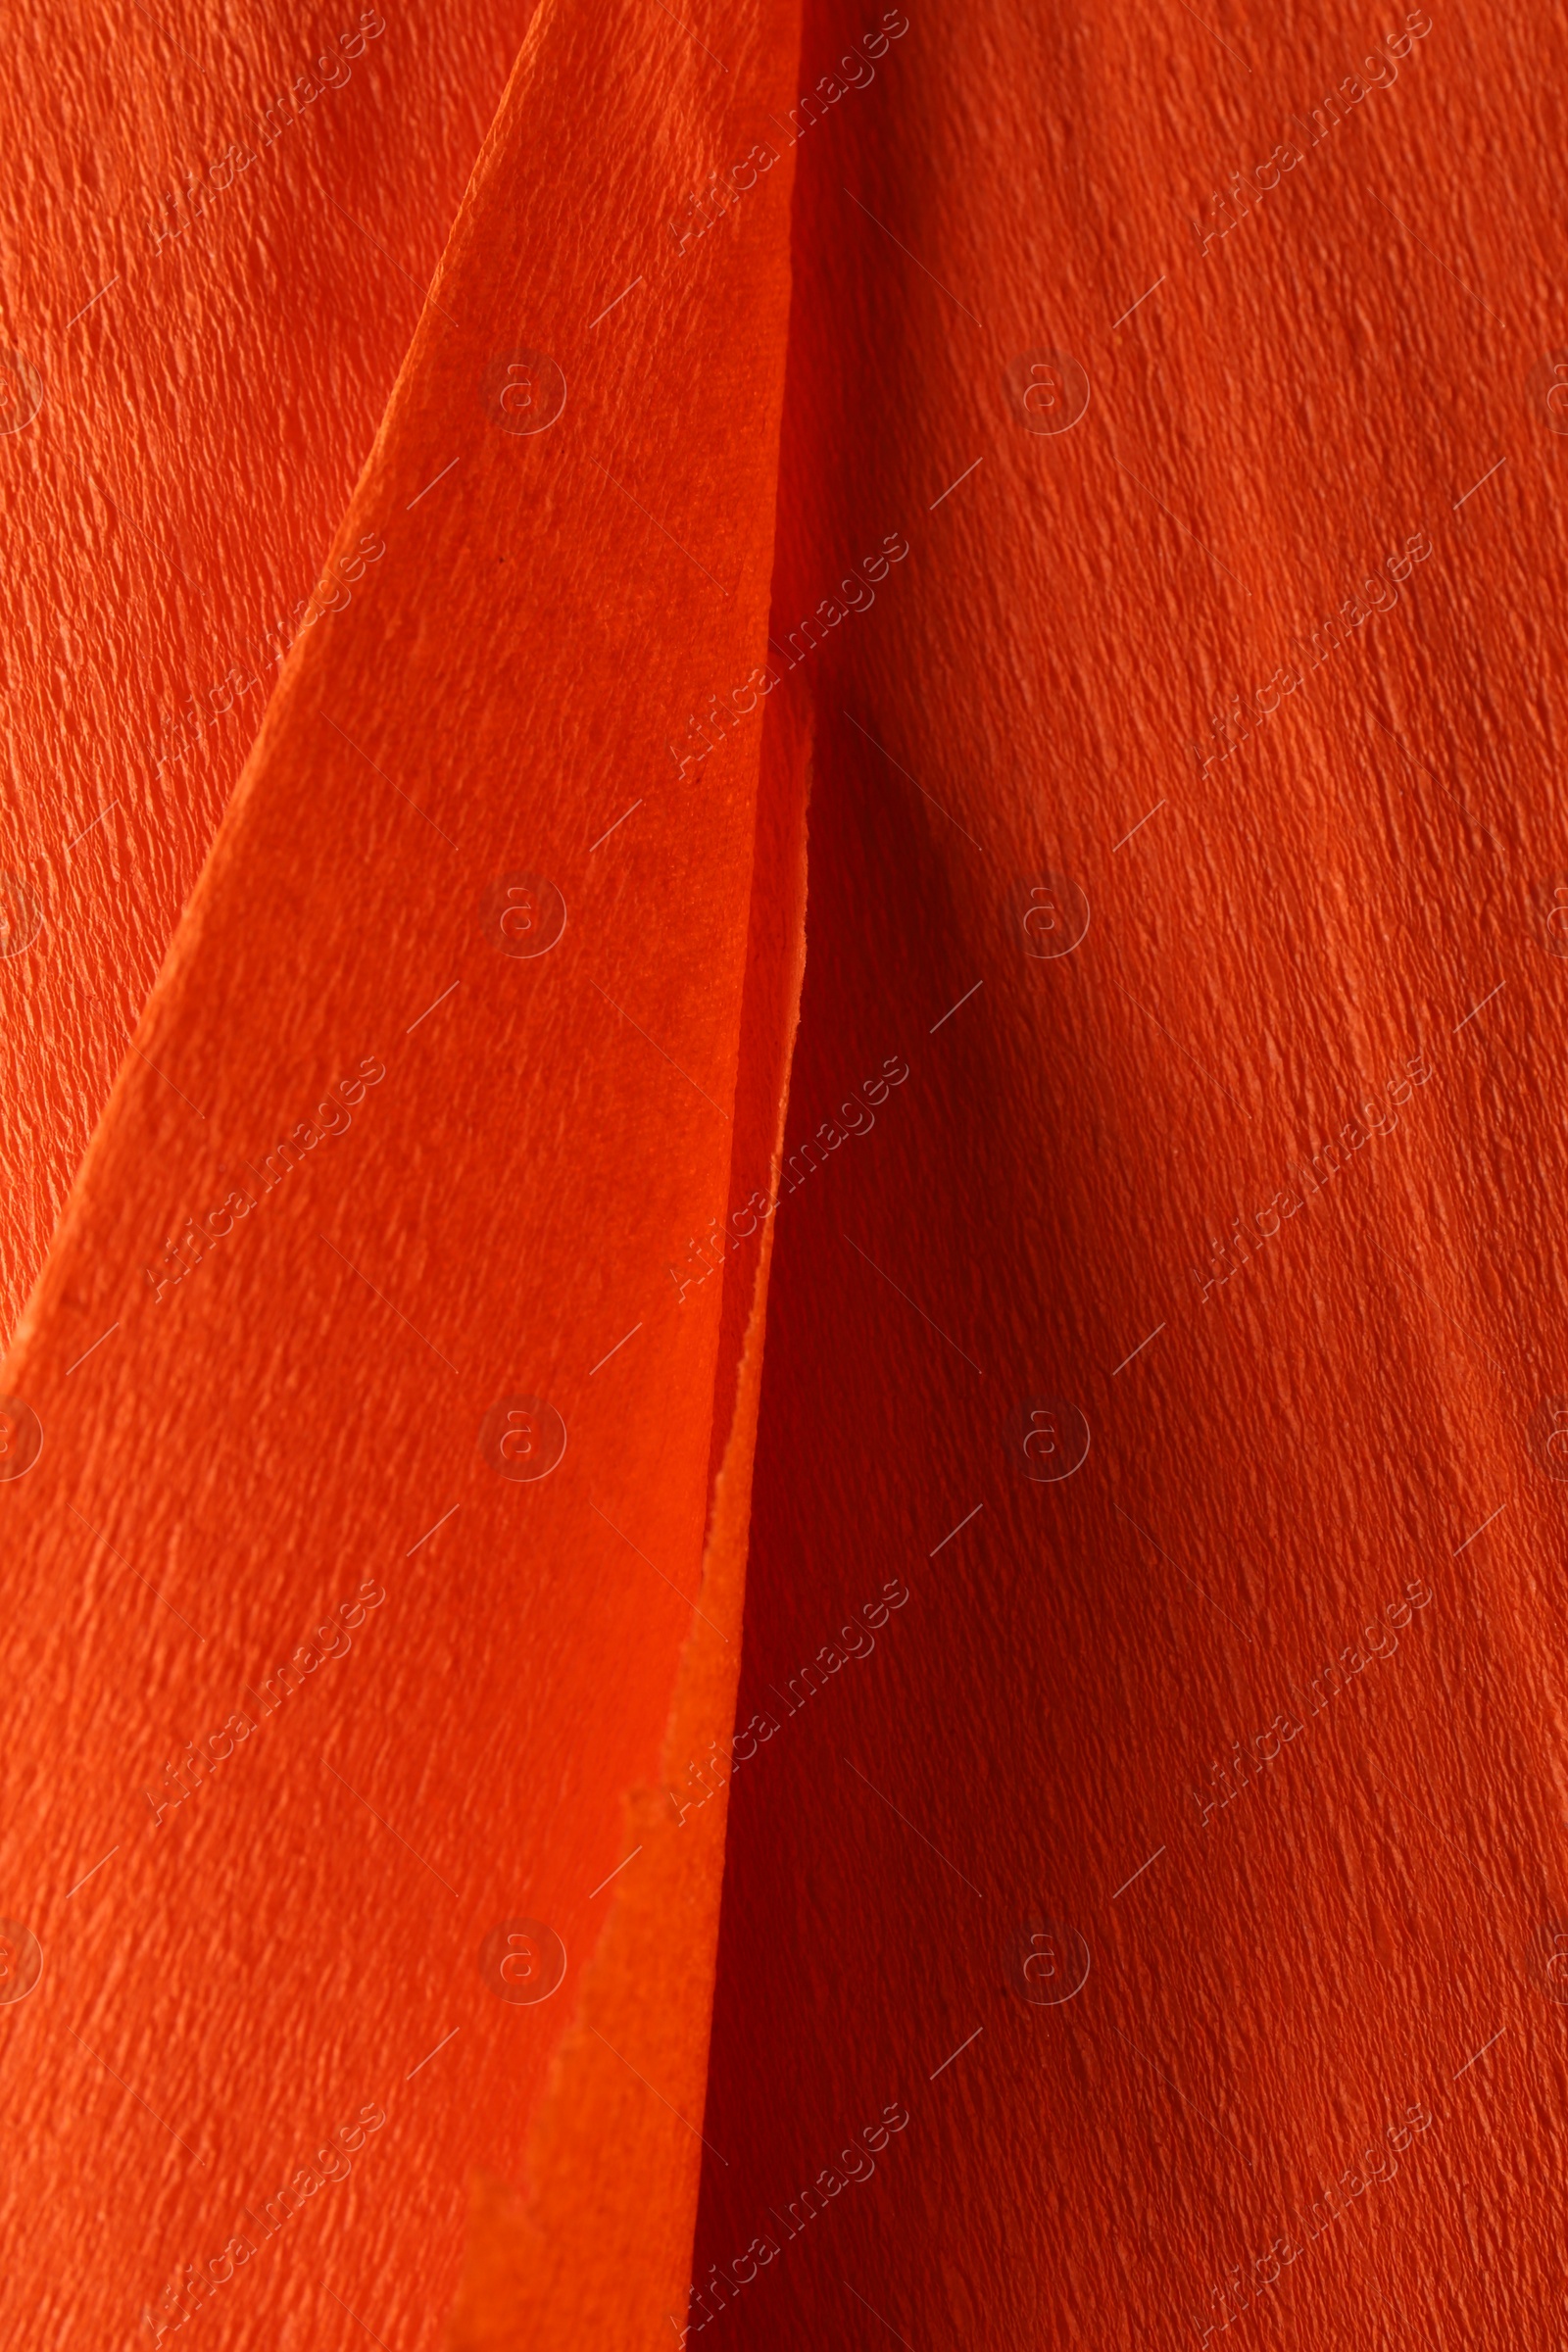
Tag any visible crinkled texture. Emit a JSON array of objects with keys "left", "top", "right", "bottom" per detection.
[
  {"left": 5, "top": 0, "right": 1566, "bottom": 2345},
  {"left": 0, "top": 0, "right": 534, "bottom": 1334},
  {"left": 0, "top": 0, "right": 801, "bottom": 2343},
  {"left": 697, "top": 1, "right": 1568, "bottom": 2347}
]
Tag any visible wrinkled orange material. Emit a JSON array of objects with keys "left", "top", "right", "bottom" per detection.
[
  {"left": 4, "top": 0, "right": 1564, "bottom": 2344},
  {"left": 0, "top": 0, "right": 535, "bottom": 1330},
  {"left": 1, "top": 0, "right": 802, "bottom": 2338}
]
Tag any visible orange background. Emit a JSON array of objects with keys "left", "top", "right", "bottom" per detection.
[{"left": 3, "top": 0, "right": 1566, "bottom": 2345}]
